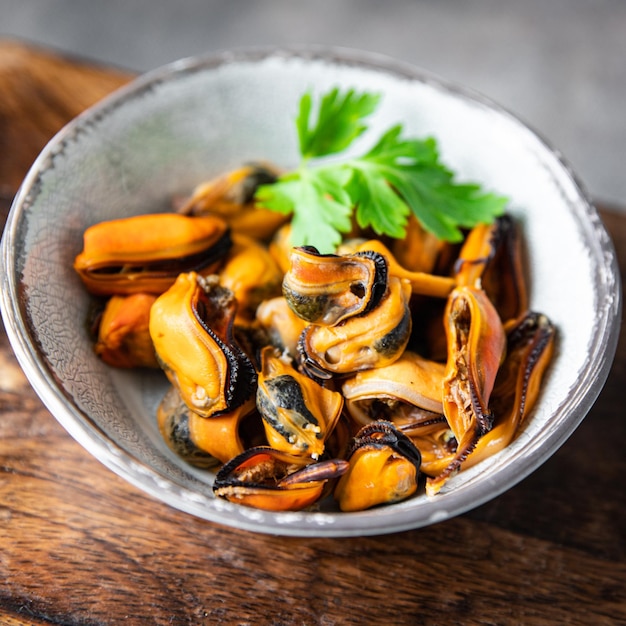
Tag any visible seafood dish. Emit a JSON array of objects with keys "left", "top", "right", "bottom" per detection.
[{"left": 74, "top": 161, "right": 555, "bottom": 513}]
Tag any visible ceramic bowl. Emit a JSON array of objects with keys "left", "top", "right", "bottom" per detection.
[{"left": 1, "top": 47, "right": 621, "bottom": 536}]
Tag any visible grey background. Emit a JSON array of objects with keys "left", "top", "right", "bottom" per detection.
[{"left": 2, "top": 0, "right": 624, "bottom": 209}]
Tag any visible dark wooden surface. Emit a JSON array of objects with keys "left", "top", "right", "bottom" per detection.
[{"left": 0, "top": 39, "right": 624, "bottom": 626}]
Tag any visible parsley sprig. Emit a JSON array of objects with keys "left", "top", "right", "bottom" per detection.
[{"left": 255, "top": 87, "right": 507, "bottom": 253}]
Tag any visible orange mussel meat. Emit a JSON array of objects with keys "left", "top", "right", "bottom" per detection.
[{"left": 74, "top": 213, "right": 231, "bottom": 296}]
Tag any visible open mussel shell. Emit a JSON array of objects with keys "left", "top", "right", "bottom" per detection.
[
  {"left": 334, "top": 421, "right": 422, "bottom": 512},
  {"left": 213, "top": 446, "right": 349, "bottom": 512},
  {"left": 74, "top": 213, "right": 231, "bottom": 296}
]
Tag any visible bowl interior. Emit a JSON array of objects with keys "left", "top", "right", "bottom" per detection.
[{"left": 1, "top": 48, "right": 620, "bottom": 536}]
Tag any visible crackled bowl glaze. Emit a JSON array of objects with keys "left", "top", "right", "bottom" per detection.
[{"left": 1, "top": 47, "right": 621, "bottom": 536}]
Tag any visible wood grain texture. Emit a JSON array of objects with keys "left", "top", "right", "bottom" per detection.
[
  {"left": 0, "top": 39, "right": 132, "bottom": 200},
  {"left": 0, "top": 39, "right": 624, "bottom": 625}
]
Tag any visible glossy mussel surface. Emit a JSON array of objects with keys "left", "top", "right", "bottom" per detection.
[
  {"left": 74, "top": 166, "right": 556, "bottom": 514},
  {"left": 74, "top": 213, "right": 231, "bottom": 296}
]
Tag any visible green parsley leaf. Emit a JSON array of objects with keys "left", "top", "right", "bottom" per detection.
[
  {"left": 346, "top": 167, "right": 409, "bottom": 239},
  {"left": 355, "top": 126, "right": 508, "bottom": 241},
  {"left": 297, "top": 88, "right": 381, "bottom": 160},
  {"left": 255, "top": 88, "right": 508, "bottom": 253},
  {"left": 256, "top": 166, "right": 353, "bottom": 250}
]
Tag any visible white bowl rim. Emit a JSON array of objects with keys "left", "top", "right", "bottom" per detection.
[{"left": 1, "top": 45, "right": 622, "bottom": 536}]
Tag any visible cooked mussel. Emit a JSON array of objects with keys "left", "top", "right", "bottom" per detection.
[
  {"left": 481, "top": 215, "right": 528, "bottom": 326},
  {"left": 219, "top": 234, "right": 283, "bottom": 322},
  {"left": 414, "top": 310, "right": 555, "bottom": 479},
  {"left": 268, "top": 223, "right": 294, "bottom": 274},
  {"left": 460, "top": 311, "right": 556, "bottom": 467},
  {"left": 94, "top": 293, "right": 159, "bottom": 369},
  {"left": 341, "top": 350, "right": 445, "bottom": 429},
  {"left": 256, "top": 346, "right": 344, "bottom": 460},
  {"left": 282, "top": 246, "right": 388, "bottom": 325},
  {"left": 149, "top": 272, "right": 256, "bottom": 418},
  {"left": 334, "top": 421, "right": 422, "bottom": 511},
  {"left": 455, "top": 215, "right": 528, "bottom": 326},
  {"left": 255, "top": 296, "right": 308, "bottom": 360},
  {"left": 157, "top": 386, "right": 219, "bottom": 468},
  {"left": 426, "top": 285, "right": 506, "bottom": 495},
  {"left": 179, "top": 164, "right": 288, "bottom": 240},
  {"left": 454, "top": 221, "right": 498, "bottom": 288},
  {"left": 213, "top": 447, "right": 348, "bottom": 511},
  {"left": 390, "top": 214, "right": 453, "bottom": 274},
  {"left": 299, "top": 276, "right": 412, "bottom": 378},
  {"left": 340, "top": 238, "right": 455, "bottom": 299},
  {"left": 157, "top": 386, "right": 258, "bottom": 467},
  {"left": 74, "top": 213, "right": 231, "bottom": 296},
  {"left": 404, "top": 421, "right": 458, "bottom": 477}
]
